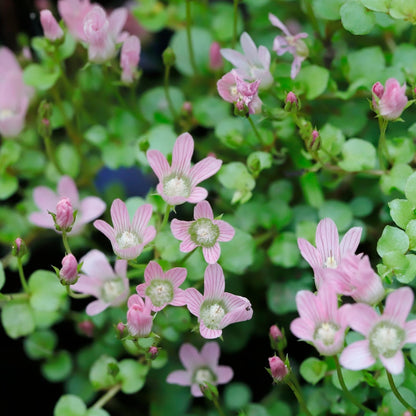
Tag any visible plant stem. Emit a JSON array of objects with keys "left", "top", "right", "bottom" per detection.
[
  {"left": 247, "top": 115, "right": 263, "bottom": 143},
  {"left": 66, "top": 286, "right": 90, "bottom": 299},
  {"left": 285, "top": 377, "right": 313, "bottom": 416},
  {"left": 91, "top": 384, "right": 121, "bottom": 409},
  {"left": 42, "top": 134, "right": 63, "bottom": 174},
  {"left": 334, "top": 355, "right": 374, "bottom": 413},
  {"left": 386, "top": 369, "right": 416, "bottom": 411},
  {"left": 17, "top": 257, "right": 30, "bottom": 294},
  {"left": 232, "top": 0, "right": 239, "bottom": 48},
  {"left": 158, "top": 205, "right": 172, "bottom": 233},
  {"left": 164, "top": 62, "right": 177, "bottom": 120},
  {"left": 377, "top": 117, "right": 389, "bottom": 169},
  {"left": 185, "top": 0, "right": 198, "bottom": 75},
  {"left": 212, "top": 396, "right": 227, "bottom": 416},
  {"left": 62, "top": 231, "right": 72, "bottom": 254}
]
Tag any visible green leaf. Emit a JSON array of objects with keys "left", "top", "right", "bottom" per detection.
[
  {"left": 0, "top": 172, "right": 18, "bottom": 200},
  {"left": 380, "top": 163, "right": 413, "bottom": 195},
  {"left": 392, "top": 44, "right": 416, "bottom": 77},
  {"left": 377, "top": 225, "right": 409, "bottom": 258},
  {"left": 57, "top": 33, "right": 77, "bottom": 60},
  {"left": 89, "top": 355, "right": 119, "bottom": 390},
  {"left": 405, "top": 171, "right": 416, "bottom": 206},
  {"left": 247, "top": 151, "right": 273, "bottom": 176},
  {"left": 383, "top": 388, "right": 416, "bottom": 416},
  {"left": 85, "top": 125, "right": 108, "bottom": 146},
  {"left": 132, "top": 2, "right": 168, "bottom": 31},
  {"left": 395, "top": 253, "right": 416, "bottom": 284},
  {"left": 387, "top": 136, "right": 415, "bottom": 165},
  {"left": 331, "top": 367, "right": 363, "bottom": 390},
  {"left": 56, "top": 143, "right": 81, "bottom": 178},
  {"left": 0, "top": 261, "right": 4, "bottom": 290},
  {"left": 0, "top": 140, "right": 21, "bottom": 172},
  {"left": 389, "top": 199, "right": 415, "bottom": 229},
  {"left": 217, "top": 162, "right": 255, "bottom": 193},
  {"left": 268, "top": 232, "right": 300, "bottom": 268},
  {"left": 212, "top": 2, "right": 243, "bottom": 41},
  {"left": 23, "top": 64, "right": 60, "bottom": 90},
  {"left": 193, "top": 96, "right": 230, "bottom": 127},
  {"left": 86, "top": 409, "right": 110, "bottom": 416},
  {"left": 224, "top": 383, "right": 252, "bottom": 410},
  {"left": 317, "top": 123, "right": 345, "bottom": 160},
  {"left": 350, "top": 196, "right": 374, "bottom": 218},
  {"left": 41, "top": 350, "right": 73, "bottom": 382},
  {"left": 338, "top": 138, "right": 376, "bottom": 172},
  {"left": 318, "top": 200, "right": 353, "bottom": 232},
  {"left": 154, "top": 230, "right": 185, "bottom": 263},
  {"left": 340, "top": 0, "right": 375, "bottom": 35},
  {"left": 312, "top": 0, "right": 346, "bottom": 20},
  {"left": 406, "top": 219, "right": 416, "bottom": 250},
  {"left": 28, "top": 270, "right": 67, "bottom": 312},
  {"left": 361, "top": 0, "right": 390, "bottom": 12},
  {"left": 297, "top": 65, "right": 329, "bottom": 99},
  {"left": 300, "top": 357, "right": 328, "bottom": 385},
  {"left": 300, "top": 172, "right": 324, "bottom": 208},
  {"left": 24, "top": 329, "right": 57, "bottom": 360},
  {"left": 54, "top": 395, "right": 87, "bottom": 416},
  {"left": 1, "top": 299, "right": 35, "bottom": 339},
  {"left": 117, "top": 359, "right": 149, "bottom": 394},
  {"left": 215, "top": 117, "right": 248, "bottom": 150},
  {"left": 390, "top": 0, "right": 416, "bottom": 23},
  {"left": 102, "top": 140, "right": 137, "bottom": 169}
]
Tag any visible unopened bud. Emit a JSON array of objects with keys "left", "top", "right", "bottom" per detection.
[
  {"left": 209, "top": 41, "right": 223, "bottom": 70},
  {"left": 372, "top": 81, "right": 384, "bottom": 99},
  {"left": 78, "top": 320, "right": 94, "bottom": 337},
  {"left": 162, "top": 47, "right": 176, "bottom": 67},
  {"left": 58, "top": 253, "right": 78, "bottom": 284},
  {"left": 284, "top": 91, "right": 299, "bottom": 112},
  {"left": 268, "top": 356, "right": 288, "bottom": 382},
  {"left": 182, "top": 101, "right": 192, "bottom": 114},
  {"left": 117, "top": 322, "right": 126, "bottom": 336},
  {"left": 37, "top": 100, "right": 53, "bottom": 138},
  {"left": 269, "top": 324, "right": 282, "bottom": 341},
  {"left": 55, "top": 197, "right": 75, "bottom": 231},
  {"left": 40, "top": 9, "right": 64, "bottom": 41},
  {"left": 12, "top": 237, "right": 27, "bottom": 258},
  {"left": 200, "top": 382, "right": 219, "bottom": 401},
  {"left": 149, "top": 346, "right": 158, "bottom": 358}
]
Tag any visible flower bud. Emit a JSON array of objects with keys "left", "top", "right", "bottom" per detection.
[
  {"left": 372, "top": 78, "right": 408, "bottom": 120},
  {"left": 59, "top": 253, "right": 78, "bottom": 284},
  {"left": 127, "top": 298, "right": 153, "bottom": 338},
  {"left": 209, "top": 41, "right": 223, "bottom": 70},
  {"left": 149, "top": 346, "right": 159, "bottom": 359},
  {"left": 40, "top": 10, "right": 64, "bottom": 41},
  {"left": 120, "top": 35, "right": 141, "bottom": 84},
  {"left": 12, "top": 237, "right": 27, "bottom": 258},
  {"left": 162, "top": 47, "right": 176, "bottom": 67},
  {"left": 269, "top": 324, "right": 282, "bottom": 341},
  {"left": 78, "top": 320, "right": 94, "bottom": 337},
  {"left": 268, "top": 355, "right": 288, "bottom": 382},
  {"left": 55, "top": 197, "right": 75, "bottom": 231},
  {"left": 284, "top": 91, "right": 299, "bottom": 112},
  {"left": 37, "top": 100, "right": 53, "bottom": 138}
]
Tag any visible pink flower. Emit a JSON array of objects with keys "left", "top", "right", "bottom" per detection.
[
  {"left": 268, "top": 356, "right": 288, "bottom": 381},
  {"left": 82, "top": 5, "right": 128, "bottom": 63},
  {"left": 171, "top": 200, "right": 235, "bottom": 264},
  {"left": 0, "top": 47, "right": 32, "bottom": 138},
  {"left": 120, "top": 35, "right": 141, "bottom": 84},
  {"left": 290, "top": 284, "right": 351, "bottom": 356},
  {"left": 57, "top": 0, "right": 93, "bottom": 40},
  {"left": 40, "top": 9, "right": 64, "bottom": 41},
  {"left": 340, "top": 287, "right": 416, "bottom": 374},
  {"left": 166, "top": 342, "right": 233, "bottom": 397},
  {"left": 269, "top": 13, "right": 309, "bottom": 79},
  {"left": 136, "top": 261, "right": 187, "bottom": 312},
  {"left": 71, "top": 249, "right": 129, "bottom": 315},
  {"left": 220, "top": 32, "right": 273, "bottom": 89},
  {"left": 185, "top": 263, "right": 253, "bottom": 339},
  {"left": 372, "top": 78, "right": 408, "bottom": 120},
  {"left": 59, "top": 253, "right": 78, "bottom": 284},
  {"left": 29, "top": 175, "right": 106, "bottom": 235},
  {"left": 126, "top": 294, "right": 153, "bottom": 337},
  {"left": 323, "top": 253, "right": 385, "bottom": 305},
  {"left": 146, "top": 132, "right": 222, "bottom": 206},
  {"left": 94, "top": 199, "right": 156, "bottom": 260},
  {"left": 55, "top": 197, "right": 75, "bottom": 231},
  {"left": 297, "top": 218, "right": 362, "bottom": 289},
  {"left": 217, "top": 70, "right": 262, "bottom": 114},
  {"left": 209, "top": 41, "right": 223, "bottom": 70}
]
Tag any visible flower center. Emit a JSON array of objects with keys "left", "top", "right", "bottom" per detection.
[
  {"left": 369, "top": 321, "right": 405, "bottom": 358},
  {"left": 102, "top": 278, "right": 125, "bottom": 303},
  {"left": 314, "top": 322, "right": 339, "bottom": 346},
  {"left": 189, "top": 218, "right": 220, "bottom": 248},
  {"left": 117, "top": 230, "right": 139, "bottom": 249},
  {"left": 163, "top": 174, "right": 191, "bottom": 198},
  {"left": 0, "top": 109, "right": 14, "bottom": 120},
  {"left": 200, "top": 300, "right": 227, "bottom": 329},
  {"left": 145, "top": 279, "right": 174, "bottom": 307},
  {"left": 324, "top": 256, "right": 337, "bottom": 269},
  {"left": 193, "top": 367, "right": 216, "bottom": 386}
]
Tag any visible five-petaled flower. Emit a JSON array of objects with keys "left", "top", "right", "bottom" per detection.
[
  {"left": 71, "top": 249, "right": 129, "bottom": 315},
  {"left": 94, "top": 199, "right": 156, "bottom": 260},
  {"left": 171, "top": 200, "right": 235, "bottom": 264},
  {"left": 185, "top": 263, "right": 253, "bottom": 339},
  {"left": 166, "top": 342, "right": 233, "bottom": 397},
  {"left": 146, "top": 132, "right": 222, "bottom": 207},
  {"left": 136, "top": 261, "right": 187, "bottom": 312},
  {"left": 340, "top": 287, "right": 416, "bottom": 374}
]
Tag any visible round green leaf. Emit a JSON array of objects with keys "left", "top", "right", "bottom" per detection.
[
  {"left": 300, "top": 357, "right": 327, "bottom": 385},
  {"left": 41, "top": 350, "right": 73, "bottom": 382},
  {"left": 312, "top": 0, "right": 345, "bottom": 20},
  {"left": 377, "top": 225, "right": 409, "bottom": 258},
  {"left": 23, "top": 63, "right": 60, "bottom": 90},
  {"left": 340, "top": 1, "right": 375, "bottom": 35},
  {"left": 221, "top": 228, "right": 255, "bottom": 274},
  {"left": 85, "top": 125, "right": 108, "bottom": 146},
  {"left": 56, "top": 143, "right": 80, "bottom": 178},
  {"left": 54, "top": 395, "right": 86, "bottom": 416},
  {"left": 193, "top": 96, "right": 230, "bottom": 128},
  {"left": 1, "top": 299, "right": 35, "bottom": 339},
  {"left": 117, "top": 359, "right": 149, "bottom": 394},
  {"left": 247, "top": 151, "right": 273, "bottom": 176},
  {"left": 350, "top": 196, "right": 374, "bottom": 218},
  {"left": 224, "top": 382, "right": 252, "bottom": 410},
  {"left": 381, "top": 163, "right": 413, "bottom": 195},
  {"left": 383, "top": 388, "right": 416, "bottom": 416},
  {"left": 361, "top": 0, "right": 390, "bottom": 12},
  {"left": 0, "top": 172, "right": 18, "bottom": 200},
  {"left": 86, "top": 409, "right": 110, "bottom": 416},
  {"left": 89, "top": 355, "right": 119, "bottom": 390},
  {"left": 24, "top": 329, "right": 57, "bottom": 360},
  {"left": 218, "top": 162, "right": 255, "bottom": 192},
  {"left": 406, "top": 219, "right": 416, "bottom": 250},
  {"left": 297, "top": 65, "right": 329, "bottom": 99},
  {"left": 338, "top": 138, "right": 376, "bottom": 172},
  {"left": 388, "top": 199, "right": 415, "bottom": 229},
  {"left": 405, "top": 171, "right": 416, "bottom": 206},
  {"left": 318, "top": 200, "right": 353, "bottom": 232},
  {"left": 331, "top": 367, "right": 363, "bottom": 390},
  {"left": 268, "top": 232, "right": 300, "bottom": 268}
]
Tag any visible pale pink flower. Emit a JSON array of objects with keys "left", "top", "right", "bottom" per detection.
[
  {"left": 290, "top": 285, "right": 351, "bottom": 356},
  {"left": 171, "top": 200, "right": 235, "bottom": 264},
  {"left": 166, "top": 342, "right": 233, "bottom": 397},
  {"left": 29, "top": 175, "right": 106, "bottom": 235},
  {"left": 372, "top": 78, "right": 408, "bottom": 120},
  {"left": 55, "top": 197, "right": 75, "bottom": 231},
  {"left": 323, "top": 253, "right": 385, "bottom": 305},
  {"left": 268, "top": 356, "right": 288, "bottom": 381},
  {"left": 59, "top": 253, "right": 78, "bottom": 284},
  {"left": 126, "top": 294, "right": 153, "bottom": 337},
  {"left": 146, "top": 132, "right": 222, "bottom": 207},
  {"left": 220, "top": 32, "right": 273, "bottom": 89},
  {"left": 83, "top": 5, "right": 128, "bottom": 63},
  {"left": 71, "top": 249, "right": 129, "bottom": 315},
  {"left": 40, "top": 9, "right": 64, "bottom": 41},
  {"left": 269, "top": 13, "right": 309, "bottom": 79},
  {"left": 120, "top": 35, "right": 141, "bottom": 84},
  {"left": 185, "top": 263, "right": 253, "bottom": 339},
  {"left": 340, "top": 287, "right": 416, "bottom": 375},
  {"left": 0, "top": 47, "right": 32, "bottom": 138},
  {"left": 57, "top": 0, "right": 93, "bottom": 40},
  {"left": 209, "top": 41, "right": 223, "bottom": 70},
  {"left": 217, "top": 70, "right": 262, "bottom": 114},
  {"left": 297, "top": 218, "right": 362, "bottom": 289},
  {"left": 94, "top": 199, "right": 156, "bottom": 260},
  {"left": 136, "top": 261, "right": 187, "bottom": 312}
]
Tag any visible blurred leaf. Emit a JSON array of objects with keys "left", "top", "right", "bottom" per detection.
[
  {"left": 41, "top": 350, "right": 73, "bottom": 382},
  {"left": 54, "top": 395, "right": 86, "bottom": 416},
  {"left": 193, "top": 96, "right": 230, "bottom": 128},
  {"left": 340, "top": 0, "right": 375, "bottom": 34},
  {"left": 350, "top": 196, "right": 374, "bottom": 218},
  {"left": 300, "top": 172, "right": 324, "bottom": 208},
  {"left": 300, "top": 357, "right": 327, "bottom": 385},
  {"left": 331, "top": 367, "right": 363, "bottom": 390},
  {"left": 406, "top": 219, "right": 416, "bottom": 250},
  {"left": 56, "top": 143, "right": 80, "bottom": 178},
  {"left": 268, "top": 232, "right": 300, "bottom": 268},
  {"left": 85, "top": 125, "right": 108, "bottom": 146},
  {"left": 89, "top": 355, "right": 119, "bottom": 390},
  {"left": 212, "top": 2, "right": 243, "bottom": 41},
  {"left": 347, "top": 46, "right": 385, "bottom": 87},
  {"left": 387, "top": 137, "right": 415, "bottom": 165},
  {"left": 24, "top": 329, "right": 57, "bottom": 360},
  {"left": 224, "top": 382, "right": 252, "bottom": 410},
  {"left": 405, "top": 171, "right": 416, "bottom": 206},
  {"left": 312, "top": 0, "right": 346, "bottom": 20},
  {"left": 380, "top": 163, "right": 413, "bottom": 195},
  {"left": 318, "top": 200, "right": 353, "bottom": 232},
  {"left": 389, "top": 199, "right": 415, "bottom": 229},
  {"left": 338, "top": 138, "right": 376, "bottom": 172},
  {"left": 117, "top": 359, "right": 149, "bottom": 394},
  {"left": 297, "top": 65, "right": 329, "bottom": 99},
  {"left": 1, "top": 299, "right": 35, "bottom": 339},
  {"left": 221, "top": 228, "right": 255, "bottom": 274},
  {"left": 0, "top": 172, "right": 18, "bottom": 200},
  {"left": 377, "top": 225, "right": 409, "bottom": 258},
  {"left": 247, "top": 151, "right": 273, "bottom": 176},
  {"left": 0, "top": 140, "right": 21, "bottom": 172},
  {"left": 23, "top": 64, "right": 60, "bottom": 90},
  {"left": 361, "top": 0, "right": 390, "bottom": 12}
]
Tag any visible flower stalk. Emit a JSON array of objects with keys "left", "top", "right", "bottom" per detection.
[{"left": 185, "top": 0, "right": 198, "bottom": 75}]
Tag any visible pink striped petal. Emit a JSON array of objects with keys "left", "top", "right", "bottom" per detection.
[
  {"left": 170, "top": 288, "right": 187, "bottom": 306},
  {"left": 315, "top": 218, "right": 340, "bottom": 263},
  {"left": 114, "top": 259, "right": 128, "bottom": 279},
  {"left": 339, "top": 340, "right": 375, "bottom": 370},
  {"left": 110, "top": 199, "right": 130, "bottom": 233},
  {"left": 142, "top": 226, "right": 156, "bottom": 246},
  {"left": 179, "top": 343, "right": 202, "bottom": 371},
  {"left": 86, "top": 299, "right": 109, "bottom": 316},
  {"left": 379, "top": 350, "right": 404, "bottom": 374},
  {"left": 144, "top": 261, "right": 163, "bottom": 283},
  {"left": 172, "top": 132, "right": 194, "bottom": 174},
  {"left": 185, "top": 287, "right": 203, "bottom": 317},
  {"left": 94, "top": 219, "right": 115, "bottom": 243},
  {"left": 166, "top": 370, "right": 191, "bottom": 386},
  {"left": 200, "top": 321, "right": 222, "bottom": 339},
  {"left": 29, "top": 212, "right": 54, "bottom": 229},
  {"left": 290, "top": 317, "right": 314, "bottom": 341},
  {"left": 202, "top": 244, "right": 221, "bottom": 264},
  {"left": 340, "top": 226, "right": 362, "bottom": 256},
  {"left": 297, "top": 238, "right": 322, "bottom": 269},
  {"left": 384, "top": 287, "right": 414, "bottom": 326},
  {"left": 240, "top": 32, "right": 258, "bottom": 63},
  {"left": 295, "top": 290, "right": 321, "bottom": 325},
  {"left": 71, "top": 275, "right": 101, "bottom": 297},
  {"left": 188, "top": 187, "right": 208, "bottom": 203},
  {"left": 216, "top": 220, "right": 235, "bottom": 242},
  {"left": 404, "top": 320, "right": 416, "bottom": 343},
  {"left": 347, "top": 303, "right": 378, "bottom": 335},
  {"left": 200, "top": 342, "right": 220, "bottom": 368},
  {"left": 269, "top": 13, "right": 291, "bottom": 36},
  {"left": 58, "top": 176, "right": 80, "bottom": 206},
  {"left": 180, "top": 236, "right": 198, "bottom": 253},
  {"left": 194, "top": 200, "right": 214, "bottom": 220},
  {"left": 220, "top": 49, "right": 250, "bottom": 74},
  {"left": 165, "top": 267, "right": 187, "bottom": 288},
  {"left": 204, "top": 263, "right": 225, "bottom": 298},
  {"left": 220, "top": 304, "right": 253, "bottom": 328},
  {"left": 147, "top": 149, "right": 170, "bottom": 181},
  {"left": 79, "top": 196, "right": 106, "bottom": 224},
  {"left": 33, "top": 186, "right": 59, "bottom": 212},
  {"left": 132, "top": 203, "right": 153, "bottom": 234},
  {"left": 128, "top": 294, "right": 144, "bottom": 308},
  {"left": 79, "top": 249, "right": 115, "bottom": 279},
  {"left": 171, "top": 219, "right": 192, "bottom": 240},
  {"left": 190, "top": 157, "right": 222, "bottom": 186}
]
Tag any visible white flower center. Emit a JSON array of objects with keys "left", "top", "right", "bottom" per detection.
[
  {"left": 200, "top": 301, "right": 226, "bottom": 329},
  {"left": 145, "top": 279, "right": 174, "bottom": 307},
  {"left": 369, "top": 321, "right": 405, "bottom": 358},
  {"left": 117, "top": 230, "right": 139, "bottom": 249},
  {"left": 194, "top": 367, "right": 215, "bottom": 386},
  {"left": 0, "top": 109, "right": 14, "bottom": 120},
  {"left": 102, "top": 278, "right": 125, "bottom": 303},
  {"left": 324, "top": 256, "right": 337, "bottom": 269},
  {"left": 189, "top": 218, "right": 220, "bottom": 248},
  {"left": 163, "top": 175, "right": 191, "bottom": 198},
  {"left": 314, "top": 322, "right": 339, "bottom": 346}
]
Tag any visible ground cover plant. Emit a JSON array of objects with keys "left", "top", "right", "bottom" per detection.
[{"left": 3, "top": 0, "right": 416, "bottom": 415}]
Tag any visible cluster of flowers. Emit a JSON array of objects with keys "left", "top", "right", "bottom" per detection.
[{"left": 29, "top": 132, "right": 253, "bottom": 395}]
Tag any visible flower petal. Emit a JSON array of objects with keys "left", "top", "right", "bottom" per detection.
[
  {"left": 110, "top": 198, "right": 130, "bottom": 233},
  {"left": 190, "top": 157, "right": 222, "bottom": 186},
  {"left": 180, "top": 236, "right": 198, "bottom": 253},
  {"left": 166, "top": 370, "right": 191, "bottom": 386},
  {"left": 297, "top": 238, "right": 322, "bottom": 269},
  {"left": 147, "top": 149, "right": 170, "bottom": 182},
  {"left": 347, "top": 303, "right": 379, "bottom": 335},
  {"left": 185, "top": 287, "right": 203, "bottom": 317},
  {"left": 240, "top": 32, "right": 258, "bottom": 63},
  {"left": 94, "top": 219, "right": 116, "bottom": 244},
  {"left": 216, "top": 365, "right": 234, "bottom": 384},
  {"left": 404, "top": 320, "right": 416, "bottom": 343},
  {"left": 165, "top": 267, "right": 187, "bottom": 288},
  {"left": 194, "top": 200, "right": 214, "bottom": 220},
  {"left": 339, "top": 340, "right": 375, "bottom": 370},
  {"left": 144, "top": 261, "right": 164, "bottom": 283},
  {"left": 204, "top": 263, "right": 225, "bottom": 298},
  {"left": 171, "top": 219, "right": 191, "bottom": 241},
  {"left": 187, "top": 187, "right": 208, "bottom": 204},
  {"left": 86, "top": 299, "right": 109, "bottom": 316},
  {"left": 132, "top": 203, "right": 153, "bottom": 234},
  {"left": 79, "top": 196, "right": 106, "bottom": 224},
  {"left": 58, "top": 176, "right": 80, "bottom": 206},
  {"left": 315, "top": 218, "right": 340, "bottom": 263},
  {"left": 379, "top": 350, "right": 404, "bottom": 375},
  {"left": 202, "top": 244, "right": 221, "bottom": 264},
  {"left": 79, "top": 249, "right": 115, "bottom": 280},
  {"left": 216, "top": 220, "right": 235, "bottom": 242},
  {"left": 171, "top": 132, "right": 194, "bottom": 174},
  {"left": 33, "top": 186, "right": 59, "bottom": 212},
  {"left": 383, "top": 287, "right": 413, "bottom": 326},
  {"left": 339, "top": 226, "right": 362, "bottom": 256},
  {"left": 179, "top": 343, "right": 202, "bottom": 371},
  {"left": 268, "top": 13, "right": 291, "bottom": 36},
  {"left": 200, "top": 342, "right": 220, "bottom": 368},
  {"left": 200, "top": 320, "right": 222, "bottom": 339}
]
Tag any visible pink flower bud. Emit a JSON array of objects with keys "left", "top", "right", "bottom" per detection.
[
  {"left": 268, "top": 356, "right": 288, "bottom": 381},
  {"left": 56, "top": 197, "right": 74, "bottom": 231},
  {"left": 78, "top": 320, "right": 94, "bottom": 337},
  {"left": 286, "top": 91, "right": 298, "bottom": 104},
  {"left": 269, "top": 324, "right": 282, "bottom": 341},
  {"left": 372, "top": 78, "right": 408, "bottom": 120},
  {"left": 116, "top": 322, "right": 126, "bottom": 335},
  {"left": 40, "top": 10, "right": 64, "bottom": 41},
  {"left": 372, "top": 82, "right": 384, "bottom": 99},
  {"left": 209, "top": 41, "right": 223, "bottom": 70},
  {"left": 120, "top": 35, "right": 141, "bottom": 84},
  {"left": 182, "top": 101, "right": 192, "bottom": 113},
  {"left": 12, "top": 237, "right": 27, "bottom": 257},
  {"left": 311, "top": 130, "right": 319, "bottom": 145},
  {"left": 60, "top": 253, "right": 78, "bottom": 284},
  {"left": 127, "top": 296, "right": 153, "bottom": 338},
  {"left": 149, "top": 346, "right": 158, "bottom": 358}
]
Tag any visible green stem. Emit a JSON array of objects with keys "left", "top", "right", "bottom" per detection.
[
  {"left": 247, "top": 115, "right": 263, "bottom": 143},
  {"left": 285, "top": 378, "right": 313, "bottom": 416},
  {"left": 62, "top": 231, "right": 72, "bottom": 254},
  {"left": 334, "top": 355, "right": 374, "bottom": 413},
  {"left": 164, "top": 63, "right": 177, "bottom": 120},
  {"left": 158, "top": 205, "right": 172, "bottom": 232},
  {"left": 386, "top": 370, "right": 416, "bottom": 411},
  {"left": 17, "top": 257, "right": 30, "bottom": 294},
  {"left": 185, "top": 0, "right": 198, "bottom": 75},
  {"left": 212, "top": 396, "right": 227, "bottom": 416},
  {"left": 377, "top": 117, "right": 389, "bottom": 169},
  {"left": 232, "top": 0, "right": 239, "bottom": 48},
  {"left": 66, "top": 286, "right": 90, "bottom": 299},
  {"left": 43, "top": 134, "right": 63, "bottom": 175},
  {"left": 91, "top": 384, "right": 121, "bottom": 409}
]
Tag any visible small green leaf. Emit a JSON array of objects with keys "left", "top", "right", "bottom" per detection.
[
  {"left": 224, "top": 383, "right": 252, "bottom": 411},
  {"left": 331, "top": 367, "right": 363, "bottom": 390},
  {"left": 0, "top": 172, "right": 18, "bottom": 200},
  {"left": 117, "top": 359, "right": 149, "bottom": 394},
  {"left": 405, "top": 171, "right": 416, "bottom": 206},
  {"left": 56, "top": 143, "right": 80, "bottom": 178},
  {"left": 247, "top": 151, "right": 273, "bottom": 176},
  {"left": 380, "top": 163, "right": 413, "bottom": 195},
  {"left": 395, "top": 253, "right": 416, "bottom": 284},
  {"left": 300, "top": 357, "right": 328, "bottom": 385},
  {"left": 389, "top": 199, "right": 415, "bottom": 229},
  {"left": 0, "top": 261, "right": 4, "bottom": 290},
  {"left": 338, "top": 138, "right": 376, "bottom": 172},
  {"left": 297, "top": 65, "right": 329, "bottom": 99},
  {"left": 23, "top": 63, "right": 60, "bottom": 90},
  {"left": 221, "top": 228, "right": 255, "bottom": 274},
  {"left": 42, "top": 350, "right": 72, "bottom": 382},
  {"left": 312, "top": 0, "right": 345, "bottom": 20},
  {"left": 154, "top": 230, "right": 185, "bottom": 263},
  {"left": 193, "top": 96, "right": 230, "bottom": 128},
  {"left": 89, "top": 355, "right": 119, "bottom": 390},
  {"left": 300, "top": 172, "right": 324, "bottom": 208},
  {"left": 361, "top": 0, "right": 390, "bottom": 12},
  {"left": 54, "top": 395, "right": 87, "bottom": 416},
  {"left": 406, "top": 220, "right": 416, "bottom": 250},
  {"left": 85, "top": 125, "right": 108, "bottom": 146},
  {"left": 268, "top": 232, "right": 300, "bottom": 268},
  {"left": 1, "top": 299, "right": 35, "bottom": 339},
  {"left": 24, "top": 329, "right": 57, "bottom": 360},
  {"left": 377, "top": 225, "right": 409, "bottom": 258},
  {"left": 340, "top": 0, "right": 375, "bottom": 35},
  {"left": 318, "top": 200, "right": 353, "bottom": 232},
  {"left": 0, "top": 140, "right": 21, "bottom": 172}
]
